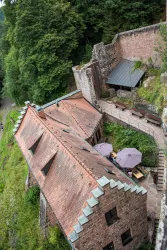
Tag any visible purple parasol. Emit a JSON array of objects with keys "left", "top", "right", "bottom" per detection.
[
  {"left": 116, "top": 148, "right": 142, "bottom": 168},
  {"left": 93, "top": 143, "right": 113, "bottom": 157}
]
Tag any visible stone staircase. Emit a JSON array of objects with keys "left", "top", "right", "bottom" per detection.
[{"left": 157, "top": 150, "right": 165, "bottom": 191}]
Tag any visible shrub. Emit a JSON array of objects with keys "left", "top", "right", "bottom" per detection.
[
  {"left": 0, "top": 180, "right": 5, "bottom": 193},
  {"left": 133, "top": 61, "right": 143, "bottom": 71},
  {"left": 137, "top": 243, "right": 154, "bottom": 250},
  {"left": 100, "top": 90, "right": 110, "bottom": 98},
  {"left": 25, "top": 185, "right": 40, "bottom": 205},
  {"left": 104, "top": 122, "right": 158, "bottom": 167},
  {"left": 41, "top": 226, "right": 71, "bottom": 250}
]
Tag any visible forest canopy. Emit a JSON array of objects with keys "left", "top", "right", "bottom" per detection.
[{"left": 0, "top": 0, "right": 165, "bottom": 104}]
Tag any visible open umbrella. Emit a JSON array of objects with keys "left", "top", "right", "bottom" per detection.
[
  {"left": 93, "top": 143, "right": 113, "bottom": 157},
  {"left": 116, "top": 148, "right": 142, "bottom": 168}
]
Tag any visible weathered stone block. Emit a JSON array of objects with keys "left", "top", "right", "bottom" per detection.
[
  {"left": 160, "top": 72, "right": 167, "bottom": 86},
  {"left": 108, "top": 88, "right": 116, "bottom": 98},
  {"left": 117, "top": 89, "right": 132, "bottom": 99}
]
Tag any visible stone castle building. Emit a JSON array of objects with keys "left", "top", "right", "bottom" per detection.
[
  {"left": 14, "top": 91, "right": 148, "bottom": 250},
  {"left": 13, "top": 3, "right": 167, "bottom": 249}
]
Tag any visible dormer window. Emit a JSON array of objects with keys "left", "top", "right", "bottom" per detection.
[
  {"left": 41, "top": 155, "right": 55, "bottom": 176},
  {"left": 29, "top": 134, "right": 42, "bottom": 154}
]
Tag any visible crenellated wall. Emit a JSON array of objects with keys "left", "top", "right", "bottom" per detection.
[{"left": 71, "top": 177, "right": 148, "bottom": 250}]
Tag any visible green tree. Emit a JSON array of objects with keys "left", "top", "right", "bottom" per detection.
[
  {"left": 102, "top": 0, "right": 164, "bottom": 43},
  {"left": 3, "top": 0, "right": 84, "bottom": 104}
]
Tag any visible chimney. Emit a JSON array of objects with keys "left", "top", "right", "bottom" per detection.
[
  {"left": 38, "top": 110, "right": 46, "bottom": 119},
  {"left": 25, "top": 101, "right": 30, "bottom": 107}
]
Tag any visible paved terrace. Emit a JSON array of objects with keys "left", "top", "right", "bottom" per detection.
[
  {"left": 98, "top": 100, "right": 165, "bottom": 148},
  {"left": 98, "top": 100, "right": 166, "bottom": 220}
]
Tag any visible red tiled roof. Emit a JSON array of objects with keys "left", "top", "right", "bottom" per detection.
[
  {"left": 44, "top": 98, "right": 102, "bottom": 139},
  {"left": 15, "top": 95, "right": 134, "bottom": 236}
]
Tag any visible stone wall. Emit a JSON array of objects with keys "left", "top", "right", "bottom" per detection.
[
  {"left": 72, "top": 61, "right": 103, "bottom": 105},
  {"left": 104, "top": 113, "right": 150, "bottom": 137},
  {"left": 73, "top": 22, "right": 166, "bottom": 104},
  {"left": 74, "top": 183, "right": 148, "bottom": 250},
  {"left": 118, "top": 23, "right": 164, "bottom": 67},
  {"left": 92, "top": 40, "right": 122, "bottom": 82},
  {"left": 40, "top": 191, "right": 58, "bottom": 233},
  {"left": 40, "top": 191, "right": 47, "bottom": 230},
  {"left": 26, "top": 167, "right": 38, "bottom": 189}
]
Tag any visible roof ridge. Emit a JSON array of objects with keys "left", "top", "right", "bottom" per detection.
[
  {"left": 29, "top": 106, "right": 97, "bottom": 182},
  {"left": 40, "top": 90, "right": 81, "bottom": 110},
  {"left": 62, "top": 100, "right": 90, "bottom": 138}
]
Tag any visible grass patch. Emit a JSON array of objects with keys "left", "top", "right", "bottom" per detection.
[
  {"left": 104, "top": 122, "right": 158, "bottom": 168},
  {"left": 137, "top": 68, "right": 166, "bottom": 113},
  {"left": 0, "top": 110, "right": 70, "bottom": 250},
  {"left": 0, "top": 113, "right": 2, "bottom": 122},
  {"left": 133, "top": 60, "right": 144, "bottom": 71}
]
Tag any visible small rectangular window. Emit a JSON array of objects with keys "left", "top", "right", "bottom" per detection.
[
  {"left": 103, "top": 242, "right": 115, "bottom": 250},
  {"left": 105, "top": 207, "right": 119, "bottom": 226},
  {"left": 121, "top": 229, "right": 133, "bottom": 246}
]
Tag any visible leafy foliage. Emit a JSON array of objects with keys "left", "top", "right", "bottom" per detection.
[
  {"left": 2, "top": 0, "right": 84, "bottom": 104},
  {"left": 0, "top": 0, "right": 164, "bottom": 104},
  {"left": 133, "top": 61, "right": 143, "bottom": 71},
  {"left": 102, "top": 0, "right": 164, "bottom": 43},
  {"left": 137, "top": 69, "right": 166, "bottom": 112},
  {"left": 137, "top": 243, "right": 154, "bottom": 250},
  {"left": 100, "top": 90, "right": 110, "bottom": 98},
  {"left": 159, "top": 24, "right": 167, "bottom": 72},
  {"left": 41, "top": 226, "right": 70, "bottom": 250},
  {"left": 25, "top": 186, "right": 40, "bottom": 205},
  {"left": 104, "top": 122, "right": 158, "bottom": 167},
  {"left": 0, "top": 110, "right": 70, "bottom": 249}
]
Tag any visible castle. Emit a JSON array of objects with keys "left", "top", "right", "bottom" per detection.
[{"left": 13, "top": 4, "right": 167, "bottom": 250}]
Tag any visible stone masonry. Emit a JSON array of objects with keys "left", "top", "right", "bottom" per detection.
[
  {"left": 73, "top": 177, "right": 148, "bottom": 250},
  {"left": 73, "top": 22, "right": 166, "bottom": 104},
  {"left": 72, "top": 61, "right": 103, "bottom": 105}
]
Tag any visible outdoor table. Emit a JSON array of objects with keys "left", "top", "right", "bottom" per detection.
[
  {"left": 132, "top": 169, "right": 144, "bottom": 179},
  {"left": 136, "top": 166, "right": 148, "bottom": 177}
]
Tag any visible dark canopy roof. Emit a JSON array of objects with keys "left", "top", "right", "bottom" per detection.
[{"left": 106, "top": 60, "right": 145, "bottom": 88}]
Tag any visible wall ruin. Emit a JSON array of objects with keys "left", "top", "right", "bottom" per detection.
[{"left": 73, "top": 22, "right": 166, "bottom": 104}]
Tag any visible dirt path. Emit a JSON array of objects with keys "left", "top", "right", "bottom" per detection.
[{"left": 0, "top": 98, "right": 13, "bottom": 140}]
